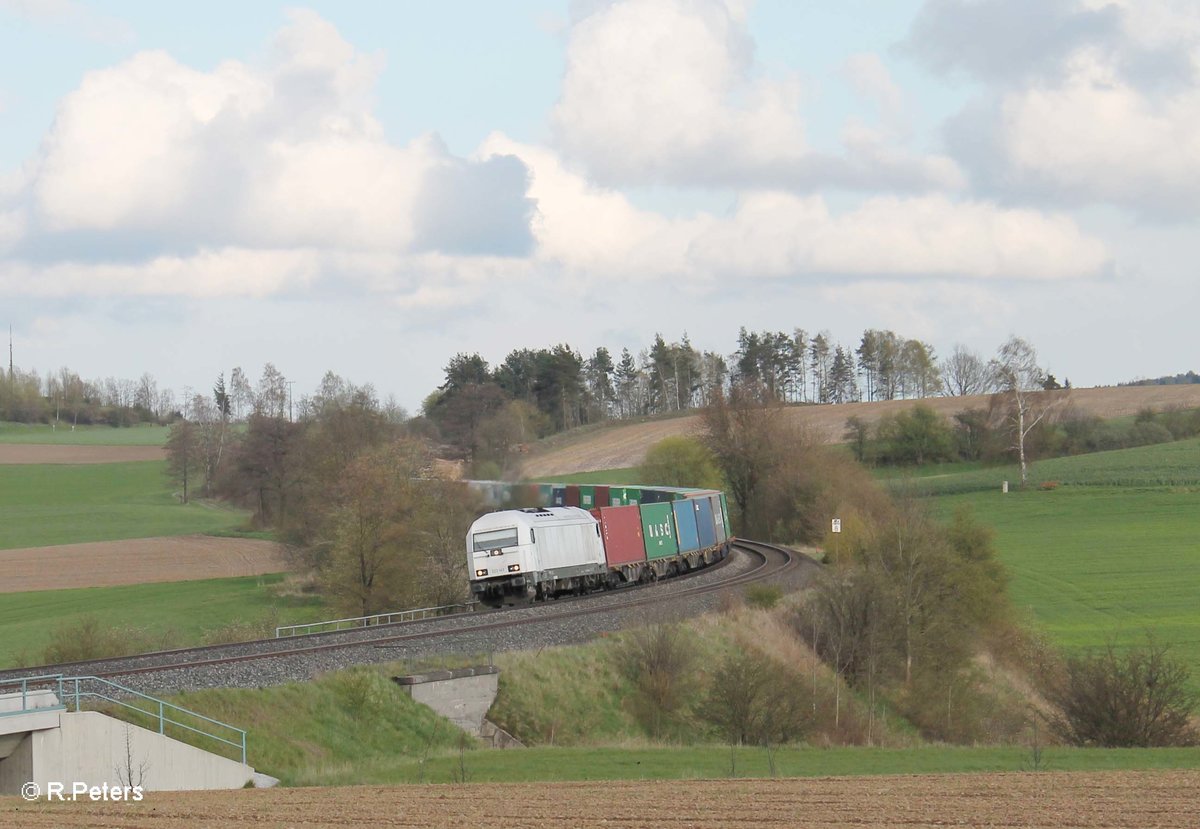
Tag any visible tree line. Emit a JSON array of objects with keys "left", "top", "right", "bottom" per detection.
[{"left": 420, "top": 329, "right": 1070, "bottom": 475}]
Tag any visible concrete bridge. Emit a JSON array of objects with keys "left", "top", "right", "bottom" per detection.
[{"left": 0, "top": 676, "right": 258, "bottom": 795}]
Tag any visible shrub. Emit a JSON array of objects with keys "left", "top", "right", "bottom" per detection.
[
  {"left": 744, "top": 584, "right": 783, "bottom": 609},
  {"left": 616, "top": 624, "right": 697, "bottom": 738},
  {"left": 1044, "top": 637, "right": 1198, "bottom": 747}
]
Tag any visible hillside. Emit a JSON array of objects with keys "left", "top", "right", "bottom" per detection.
[{"left": 520, "top": 385, "right": 1200, "bottom": 477}]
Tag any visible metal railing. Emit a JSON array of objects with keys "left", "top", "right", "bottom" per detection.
[
  {"left": 0, "top": 674, "right": 68, "bottom": 718},
  {"left": 0, "top": 674, "right": 246, "bottom": 765},
  {"left": 275, "top": 601, "right": 478, "bottom": 638}
]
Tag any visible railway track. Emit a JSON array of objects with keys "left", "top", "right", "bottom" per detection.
[{"left": 0, "top": 540, "right": 810, "bottom": 690}]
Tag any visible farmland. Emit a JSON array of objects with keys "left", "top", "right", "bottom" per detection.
[
  {"left": 6, "top": 770, "right": 1198, "bottom": 827},
  {"left": 0, "top": 422, "right": 169, "bottom": 445},
  {"left": 0, "top": 575, "right": 326, "bottom": 669},
  {"left": 0, "top": 461, "right": 249, "bottom": 549}
]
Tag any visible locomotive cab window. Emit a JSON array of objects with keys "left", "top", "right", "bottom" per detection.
[{"left": 473, "top": 527, "right": 519, "bottom": 554}]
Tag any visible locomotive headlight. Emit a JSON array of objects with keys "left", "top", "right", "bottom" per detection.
[
  {"left": 475, "top": 569, "right": 487, "bottom": 577},
  {"left": 508, "top": 564, "right": 521, "bottom": 572},
  {"left": 489, "top": 549, "right": 503, "bottom": 557}
]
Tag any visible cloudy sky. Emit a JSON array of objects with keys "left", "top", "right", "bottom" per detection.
[{"left": 1, "top": 0, "right": 1195, "bottom": 409}]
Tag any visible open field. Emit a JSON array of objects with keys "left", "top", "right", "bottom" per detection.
[
  {"left": 6, "top": 770, "right": 1199, "bottom": 828},
  {"left": 0, "top": 574, "right": 327, "bottom": 668},
  {"left": 0, "top": 422, "right": 169, "bottom": 445},
  {"left": 520, "top": 384, "right": 1200, "bottom": 476},
  {"left": 0, "top": 536, "right": 288, "bottom": 593},
  {"left": 938, "top": 486, "right": 1200, "bottom": 679},
  {"left": 0, "top": 444, "right": 165, "bottom": 463},
  {"left": 0, "top": 461, "right": 248, "bottom": 549}
]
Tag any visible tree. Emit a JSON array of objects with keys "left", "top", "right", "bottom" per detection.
[
  {"left": 617, "top": 624, "right": 697, "bottom": 738},
  {"left": 990, "top": 337, "right": 1064, "bottom": 486},
  {"left": 705, "top": 649, "right": 809, "bottom": 749},
  {"left": 1045, "top": 637, "right": 1197, "bottom": 748},
  {"left": 319, "top": 439, "right": 432, "bottom": 616},
  {"left": 944, "top": 345, "right": 989, "bottom": 397},
  {"left": 164, "top": 420, "right": 200, "bottom": 503},
  {"left": 639, "top": 436, "right": 722, "bottom": 489},
  {"left": 701, "top": 381, "right": 783, "bottom": 534},
  {"left": 874, "top": 404, "right": 956, "bottom": 466}
]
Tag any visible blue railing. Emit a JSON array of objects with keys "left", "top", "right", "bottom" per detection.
[
  {"left": 0, "top": 674, "right": 246, "bottom": 765},
  {"left": 0, "top": 674, "right": 67, "bottom": 718}
]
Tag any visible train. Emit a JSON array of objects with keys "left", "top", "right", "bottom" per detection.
[{"left": 465, "top": 482, "right": 733, "bottom": 607}]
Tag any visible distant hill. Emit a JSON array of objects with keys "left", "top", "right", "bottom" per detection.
[
  {"left": 519, "top": 384, "right": 1200, "bottom": 477},
  {"left": 1122, "top": 371, "right": 1199, "bottom": 386}
]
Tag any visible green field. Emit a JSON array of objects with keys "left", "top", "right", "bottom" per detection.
[
  {"left": 546, "top": 467, "right": 642, "bottom": 485},
  {"left": 0, "top": 575, "right": 327, "bottom": 669},
  {"left": 130, "top": 663, "right": 1200, "bottom": 785},
  {"left": 0, "top": 461, "right": 249, "bottom": 549},
  {"left": 0, "top": 422, "right": 169, "bottom": 445}
]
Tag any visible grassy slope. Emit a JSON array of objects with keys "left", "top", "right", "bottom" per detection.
[
  {"left": 134, "top": 661, "right": 1200, "bottom": 786},
  {"left": 0, "top": 422, "right": 169, "bottom": 445},
  {"left": 0, "top": 461, "right": 249, "bottom": 549},
  {"left": 0, "top": 575, "right": 329, "bottom": 668}
]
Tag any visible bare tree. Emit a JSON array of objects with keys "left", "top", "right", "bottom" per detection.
[
  {"left": 944, "top": 345, "right": 990, "bottom": 397},
  {"left": 990, "top": 337, "right": 1065, "bottom": 487}
]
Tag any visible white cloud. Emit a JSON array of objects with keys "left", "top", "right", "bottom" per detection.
[
  {"left": 482, "top": 135, "right": 1108, "bottom": 282},
  {"left": 553, "top": 0, "right": 961, "bottom": 191},
  {"left": 689, "top": 192, "right": 1109, "bottom": 280},
  {"left": 17, "top": 10, "right": 534, "bottom": 262},
  {"left": 912, "top": 0, "right": 1200, "bottom": 214}
]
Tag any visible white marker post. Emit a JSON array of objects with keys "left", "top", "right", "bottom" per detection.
[{"left": 831, "top": 518, "right": 841, "bottom": 560}]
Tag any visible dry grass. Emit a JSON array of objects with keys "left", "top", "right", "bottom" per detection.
[{"left": 520, "top": 385, "right": 1200, "bottom": 477}]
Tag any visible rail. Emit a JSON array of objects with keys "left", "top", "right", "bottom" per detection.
[
  {"left": 275, "top": 601, "right": 478, "bottom": 638},
  {"left": 0, "top": 674, "right": 246, "bottom": 765},
  {"left": 0, "top": 673, "right": 68, "bottom": 718}
]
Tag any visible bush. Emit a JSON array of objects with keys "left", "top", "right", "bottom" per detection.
[
  {"left": 1044, "top": 637, "right": 1198, "bottom": 747},
  {"left": 704, "top": 649, "right": 809, "bottom": 746},
  {"left": 744, "top": 584, "right": 783, "bottom": 609},
  {"left": 616, "top": 624, "right": 697, "bottom": 738}
]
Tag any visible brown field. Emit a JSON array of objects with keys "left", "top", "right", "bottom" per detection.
[
  {"left": 3, "top": 771, "right": 1197, "bottom": 828},
  {"left": 520, "top": 384, "right": 1200, "bottom": 477},
  {"left": 0, "top": 536, "right": 289, "bottom": 593},
  {"left": 0, "top": 445, "right": 165, "bottom": 464}
]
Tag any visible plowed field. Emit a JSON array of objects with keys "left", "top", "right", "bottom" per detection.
[
  {"left": 0, "top": 536, "right": 288, "bottom": 592},
  {"left": 520, "top": 384, "right": 1200, "bottom": 476},
  {"left": 0, "top": 445, "right": 165, "bottom": 464},
  {"left": 4, "top": 770, "right": 1196, "bottom": 828}
]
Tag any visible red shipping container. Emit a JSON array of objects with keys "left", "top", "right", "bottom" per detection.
[
  {"left": 594, "top": 505, "right": 646, "bottom": 566},
  {"left": 594, "top": 485, "right": 611, "bottom": 508},
  {"left": 565, "top": 485, "right": 582, "bottom": 507}
]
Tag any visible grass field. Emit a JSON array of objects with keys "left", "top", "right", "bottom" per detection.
[
  {"left": 128, "top": 663, "right": 1200, "bottom": 786},
  {"left": 0, "top": 574, "right": 328, "bottom": 669},
  {"left": 545, "top": 467, "right": 642, "bottom": 485},
  {"left": 0, "top": 461, "right": 249, "bottom": 549},
  {"left": 0, "top": 422, "right": 169, "bottom": 445}
]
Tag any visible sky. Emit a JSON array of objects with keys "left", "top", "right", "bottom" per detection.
[{"left": 1, "top": 0, "right": 1197, "bottom": 411}]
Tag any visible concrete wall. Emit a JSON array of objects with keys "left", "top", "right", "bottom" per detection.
[
  {"left": 395, "top": 667, "right": 500, "bottom": 737},
  {"left": 0, "top": 712, "right": 253, "bottom": 794}
]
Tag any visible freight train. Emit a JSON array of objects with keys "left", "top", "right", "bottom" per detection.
[{"left": 465, "top": 482, "right": 732, "bottom": 607}]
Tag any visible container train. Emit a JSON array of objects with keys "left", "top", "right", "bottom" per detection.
[{"left": 465, "top": 482, "right": 732, "bottom": 607}]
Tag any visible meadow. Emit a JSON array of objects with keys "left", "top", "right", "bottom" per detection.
[
  {"left": 0, "top": 422, "right": 170, "bottom": 445},
  {"left": 0, "top": 461, "right": 249, "bottom": 549},
  {"left": 0, "top": 574, "right": 327, "bottom": 669}
]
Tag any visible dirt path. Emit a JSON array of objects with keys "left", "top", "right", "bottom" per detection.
[
  {"left": 0, "top": 536, "right": 289, "bottom": 593},
  {"left": 3, "top": 770, "right": 1196, "bottom": 828},
  {"left": 521, "top": 384, "right": 1200, "bottom": 477},
  {"left": 0, "top": 445, "right": 165, "bottom": 464}
]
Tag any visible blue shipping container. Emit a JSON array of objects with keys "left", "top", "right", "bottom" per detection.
[
  {"left": 551, "top": 486, "right": 567, "bottom": 507},
  {"left": 672, "top": 499, "right": 701, "bottom": 553},
  {"left": 695, "top": 497, "right": 717, "bottom": 548}
]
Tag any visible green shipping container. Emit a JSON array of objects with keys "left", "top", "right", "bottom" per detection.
[
  {"left": 640, "top": 502, "right": 679, "bottom": 560},
  {"left": 611, "top": 487, "right": 641, "bottom": 506},
  {"left": 537, "top": 484, "right": 554, "bottom": 507},
  {"left": 719, "top": 493, "right": 732, "bottom": 537},
  {"left": 580, "top": 485, "right": 596, "bottom": 509}
]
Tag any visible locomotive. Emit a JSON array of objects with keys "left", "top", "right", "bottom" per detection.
[{"left": 466, "top": 484, "right": 732, "bottom": 607}]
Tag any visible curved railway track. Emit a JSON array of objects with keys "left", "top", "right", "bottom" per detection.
[{"left": 0, "top": 539, "right": 811, "bottom": 689}]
